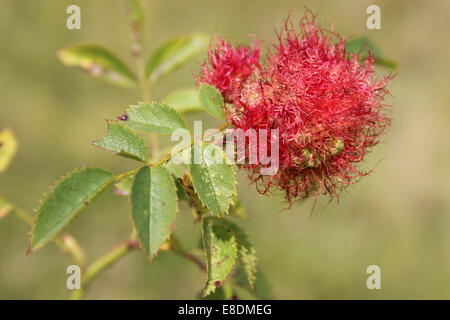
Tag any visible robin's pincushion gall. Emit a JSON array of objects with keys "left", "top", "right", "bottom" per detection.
[{"left": 198, "top": 12, "right": 392, "bottom": 206}]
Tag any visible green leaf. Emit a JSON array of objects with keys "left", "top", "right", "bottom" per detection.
[
  {"left": 0, "top": 195, "right": 12, "bottom": 219},
  {"left": 189, "top": 142, "right": 236, "bottom": 216},
  {"left": 222, "top": 219, "right": 257, "bottom": 289},
  {"left": 131, "top": 166, "right": 178, "bottom": 260},
  {"left": 174, "top": 178, "right": 188, "bottom": 201},
  {"left": 124, "top": 102, "right": 187, "bottom": 135},
  {"left": 199, "top": 84, "right": 225, "bottom": 119},
  {"left": 29, "top": 168, "right": 115, "bottom": 252},
  {"left": 345, "top": 37, "right": 397, "bottom": 69},
  {"left": 203, "top": 284, "right": 234, "bottom": 300},
  {"left": 114, "top": 175, "right": 134, "bottom": 196},
  {"left": 165, "top": 160, "right": 186, "bottom": 179},
  {"left": 0, "top": 129, "right": 18, "bottom": 174},
  {"left": 165, "top": 161, "right": 188, "bottom": 200},
  {"left": 163, "top": 88, "right": 204, "bottom": 114},
  {"left": 57, "top": 44, "right": 137, "bottom": 87},
  {"left": 234, "top": 265, "right": 273, "bottom": 300},
  {"left": 202, "top": 217, "right": 238, "bottom": 297},
  {"left": 145, "top": 33, "right": 209, "bottom": 84},
  {"left": 229, "top": 198, "right": 248, "bottom": 219},
  {"left": 92, "top": 121, "right": 149, "bottom": 163}
]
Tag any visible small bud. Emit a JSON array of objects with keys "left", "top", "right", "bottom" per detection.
[
  {"left": 117, "top": 112, "right": 129, "bottom": 121},
  {"left": 329, "top": 139, "right": 344, "bottom": 156},
  {"left": 301, "top": 148, "right": 320, "bottom": 168}
]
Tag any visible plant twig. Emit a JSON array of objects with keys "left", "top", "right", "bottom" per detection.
[
  {"left": 124, "top": 0, "right": 160, "bottom": 156},
  {"left": 71, "top": 236, "right": 139, "bottom": 300},
  {"left": 183, "top": 251, "right": 207, "bottom": 272},
  {"left": 167, "top": 235, "right": 206, "bottom": 272},
  {"left": 114, "top": 168, "right": 139, "bottom": 181}
]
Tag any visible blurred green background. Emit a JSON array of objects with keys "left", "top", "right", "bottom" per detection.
[{"left": 1, "top": 0, "right": 450, "bottom": 299}]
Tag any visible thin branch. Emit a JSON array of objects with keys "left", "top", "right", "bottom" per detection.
[
  {"left": 168, "top": 235, "right": 207, "bottom": 273},
  {"left": 71, "top": 236, "right": 139, "bottom": 300},
  {"left": 183, "top": 251, "right": 207, "bottom": 272}
]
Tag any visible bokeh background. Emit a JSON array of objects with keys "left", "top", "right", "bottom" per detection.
[{"left": 1, "top": 0, "right": 450, "bottom": 299}]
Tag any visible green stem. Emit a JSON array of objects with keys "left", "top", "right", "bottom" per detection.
[
  {"left": 56, "top": 235, "right": 86, "bottom": 268},
  {"left": 11, "top": 204, "right": 33, "bottom": 225},
  {"left": 182, "top": 251, "right": 207, "bottom": 273},
  {"left": 167, "top": 235, "right": 206, "bottom": 272},
  {"left": 71, "top": 236, "right": 139, "bottom": 300},
  {"left": 114, "top": 168, "right": 139, "bottom": 181},
  {"left": 124, "top": 0, "right": 160, "bottom": 157}
]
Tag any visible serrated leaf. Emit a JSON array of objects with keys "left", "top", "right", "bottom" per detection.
[
  {"left": 163, "top": 88, "right": 204, "bottom": 114},
  {"left": 92, "top": 121, "right": 149, "bottom": 163},
  {"left": 202, "top": 217, "right": 238, "bottom": 297},
  {"left": 345, "top": 36, "right": 397, "bottom": 69},
  {"left": 189, "top": 142, "right": 236, "bottom": 216},
  {"left": 57, "top": 44, "right": 137, "bottom": 87},
  {"left": 165, "top": 161, "right": 188, "bottom": 200},
  {"left": 234, "top": 265, "right": 273, "bottom": 300},
  {"left": 145, "top": 33, "right": 209, "bottom": 84},
  {"left": 165, "top": 160, "right": 186, "bottom": 179},
  {"left": 29, "top": 168, "right": 115, "bottom": 252},
  {"left": 229, "top": 198, "right": 248, "bottom": 219},
  {"left": 131, "top": 166, "right": 178, "bottom": 260},
  {"left": 222, "top": 219, "right": 257, "bottom": 289},
  {"left": 0, "top": 195, "right": 12, "bottom": 219},
  {"left": 0, "top": 129, "right": 18, "bottom": 174},
  {"left": 174, "top": 178, "right": 188, "bottom": 201},
  {"left": 203, "top": 284, "right": 234, "bottom": 300},
  {"left": 114, "top": 175, "right": 134, "bottom": 196},
  {"left": 124, "top": 102, "right": 187, "bottom": 135},
  {"left": 199, "top": 84, "right": 225, "bottom": 119}
]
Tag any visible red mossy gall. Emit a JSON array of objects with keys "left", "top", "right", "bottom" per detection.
[
  {"left": 197, "top": 35, "right": 261, "bottom": 103},
  {"left": 198, "top": 12, "right": 393, "bottom": 206}
]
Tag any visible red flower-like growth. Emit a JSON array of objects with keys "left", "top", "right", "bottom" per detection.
[
  {"left": 198, "top": 13, "right": 392, "bottom": 206},
  {"left": 197, "top": 36, "right": 261, "bottom": 102}
]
